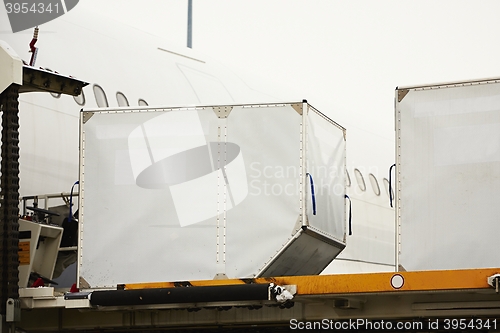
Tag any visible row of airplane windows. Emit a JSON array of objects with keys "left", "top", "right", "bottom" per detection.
[
  {"left": 347, "top": 169, "right": 393, "bottom": 199},
  {"left": 53, "top": 84, "right": 393, "bottom": 200},
  {"left": 51, "top": 83, "right": 149, "bottom": 108}
]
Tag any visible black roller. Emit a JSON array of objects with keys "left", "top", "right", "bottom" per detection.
[{"left": 90, "top": 283, "right": 271, "bottom": 307}]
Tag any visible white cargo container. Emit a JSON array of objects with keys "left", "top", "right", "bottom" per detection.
[
  {"left": 396, "top": 78, "right": 500, "bottom": 271},
  {"left": 78, "top": 102, "right": 346, "bottom": 288}
]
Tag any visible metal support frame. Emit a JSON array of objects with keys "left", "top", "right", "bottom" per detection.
[
  {"left": 0, "top": 84, "right": 21, "bottom": 317},
  {"left": 0, "top": 85, "right": 21, "bottom": 333},
  {"left": 0, "top": 42, "right": 88, "bottom": 331},
  {"left": 14, "top": 268, "right": 500, "bottom": 331}
]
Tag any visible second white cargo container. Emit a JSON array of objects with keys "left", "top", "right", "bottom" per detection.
[{"left": 396, "top": 78, "right": 500, "bottom": 271}]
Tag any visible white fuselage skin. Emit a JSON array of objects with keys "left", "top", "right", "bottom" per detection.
[{"left": 0, "top": 5, "right": 395, "bottom": 275}]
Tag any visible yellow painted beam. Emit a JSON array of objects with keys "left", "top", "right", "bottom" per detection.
[
  {"left": 124, "top": 268, "right": 500, "bottom": 295},
  {"left": 274, "top": 268, "right": 498, "bottom": 295},
  {"left": 124, "top": 277, "right": 275, "bottom": 290}
]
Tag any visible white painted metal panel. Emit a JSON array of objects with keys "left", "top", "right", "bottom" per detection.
[
  {"left": 396, "top": 80, "right": 500, "bottom": 271},
  {"left": 224, "top": 105, "right": 301, "bottom": 278},
  {"left": 306, "top": 106, "right": 346, "bottom": 242}
]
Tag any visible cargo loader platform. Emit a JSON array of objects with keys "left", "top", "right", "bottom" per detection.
[{"left": 17, "top": 268, "right": 500, "bottom": 331}]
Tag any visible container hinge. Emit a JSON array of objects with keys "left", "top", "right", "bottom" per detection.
[
  {"left": 397, "top": 89, "right": 409, "bottom": 102},
  {"left": 487, "top": 274, "right": 500, "bottom": 293},
  {"left": 213, "top": 106, "right": 233, "bottom": 119},
  {"left": 82, "top": 111, "right": 94, "bottom": 124},
  {"left": 6, "top": 298, "right": 20, "bottom": 322},
  {"left": 291, "top": 103, "right": 302, "bottom": 115},
  {"left": 269, "top": 283, "right": 296, "bottom": 303}
]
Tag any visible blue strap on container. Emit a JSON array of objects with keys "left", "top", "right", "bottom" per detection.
[
  {"left": 306, "top": 173, "right": 316, "bottom": 215},
  {"left": 389, "top": 164, "right": 396, "bottom": 208},
  {"left": 68, "top": 181, "right": 79, "bottom": 222},
  {"left": 345, "top": 194, "right": 352, "bottom": 235}
]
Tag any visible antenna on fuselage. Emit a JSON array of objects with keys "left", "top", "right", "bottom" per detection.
[{"left": 187, "top": 0, "right": 193, "bottom": 48}]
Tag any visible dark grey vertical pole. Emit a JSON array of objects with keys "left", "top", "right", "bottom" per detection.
[
  {"left": 187, "top": 0, "right": 193, "bottom": 48},
  {"left": 0, "top": 84, "right": 21, "bottom": 322}
]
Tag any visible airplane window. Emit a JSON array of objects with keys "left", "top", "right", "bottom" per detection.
[
  {"left": 354, "top": 169, "right": 366, "bottom": 191},
  {"left": 116, "top": 92, "right": 129, "bottom": 107},
  {"left": 369, "top": 174, "right": 381, "bottom": 196},
  {"left": 346, "top": 170, "right": 351, "bottom": 187},
  {"left": 138, "top": 99, "right": 149, "bottom": 106},
  {"left": 383, "top": 178, "right": 393, "bottom": 197},
  {"left": 93, "top": 84, "right": 109, "bottom": 107},
  {"left": 73, "top": 90, "right": 85, "bottom": 106}
]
